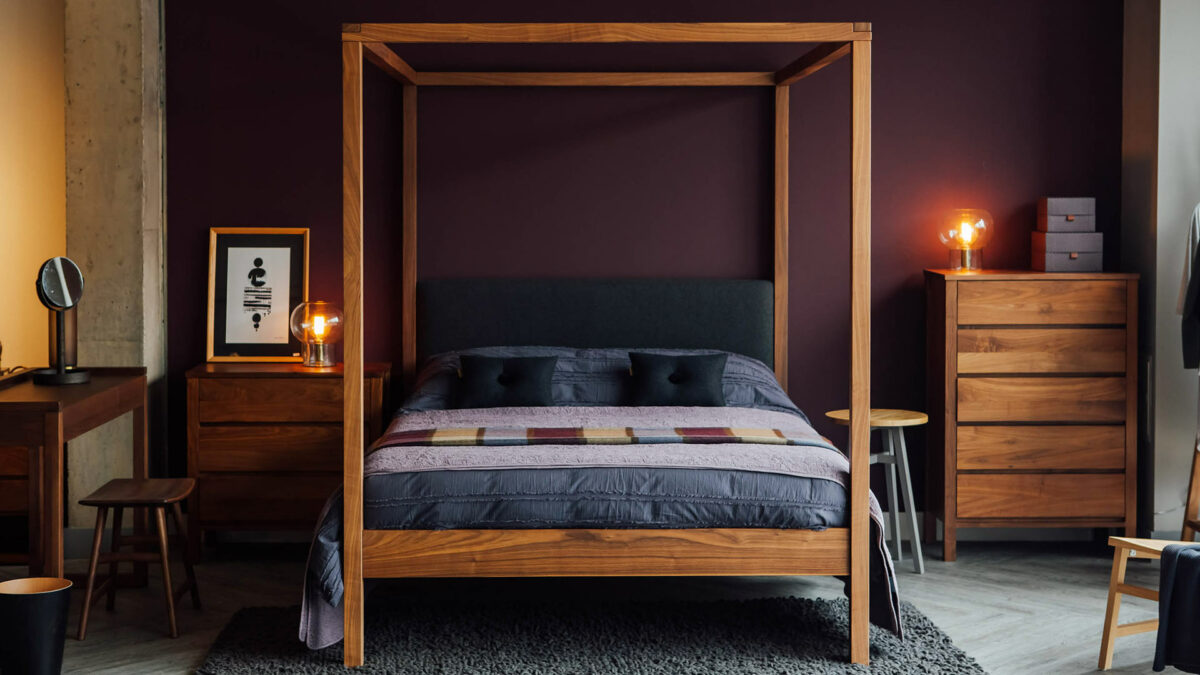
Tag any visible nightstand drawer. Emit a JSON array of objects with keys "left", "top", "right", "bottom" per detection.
[
  {"left": 196, "top": 475, "right": 338, "bottom": 526},
  {"left": 197, "top": 378, "right": 342, "bottom": 423},
  {"left": 0, "top": 479, "right": 28, "bottom": 513},
  {"left": 957, "top": 377, "right": 1126, "bottom": 423},
  {"left": 957, "top": 281, "right": 1126, "bottom": 325},
  {"left": 0, "top": 446, "right": 28, "bottom": 476},
  {"left": 957, "top": 425, "right": 1125, "bottom": 470},
  {"left": 957, "top": 328, "right": 1125, "bottom": 374},
  {"left": 958, "top": 474, "right": 1124, "bottom": 519},
  {"left": 196, "top": 425, "right": 342, "bottom": 473}
]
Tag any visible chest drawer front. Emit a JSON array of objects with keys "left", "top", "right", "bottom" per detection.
[
  {"left": 196, "top": 475, "right": 337, "bottom": 526},
  {"left": 957, "top": 281, "right": 1126, "bottom": 325},
  {"left": 198, "top": 378, "right": 342, "bottom": 423},
  {"left": 0, "top": 446, "right": 28, "bottom": 476},
  {"left": 0, "top": 479, "right": 28, "bottom": 513},
  {"left": 957, "top": 425, "right": 1125, "bottom": 470},
  {"left": 958, "top": 473, "right": 1125, "bottom": 519},
  {"left": 957, "top": 328, "right": 1125, "bottom": 374},
  {"left": 958, "top": 377, "right": 1125, "bottom": 423},
  {"left": 196, "top": 425, "right": 342, "bottom": 473}
]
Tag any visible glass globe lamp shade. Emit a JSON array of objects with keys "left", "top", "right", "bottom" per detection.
[
  {"left": 289, "top": 301, "right": 343, "bottom": 367},
  {"left": 937, "top": 208, "right": 995, "bottom": 270}
]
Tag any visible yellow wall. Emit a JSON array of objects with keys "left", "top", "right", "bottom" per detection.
[{"left": 0, "top": 0, "right": 66, "bottom": 370}]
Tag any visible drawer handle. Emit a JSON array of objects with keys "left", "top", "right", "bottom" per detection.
[
  {"left": 1069, "top": 252, "right": 1079, "bottom": 260},
  {"left": 1066, "top": 214, "right": 1076, "bottom": 222}
]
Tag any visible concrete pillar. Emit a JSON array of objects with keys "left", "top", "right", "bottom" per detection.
[{"left": 63, "top": 0, "right": 165, "bottom": 528}]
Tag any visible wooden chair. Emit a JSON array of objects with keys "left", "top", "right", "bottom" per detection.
[
  {"left": 825, "top": 408, "right": 927, "bottom": 573},
  {"left": 1184, "top": 445, "right": 1200, "bottom": 541},
  {"left": 76, "top": 478, "right": 200, "bottom": 640},
  {"left": 1097, "top": 536, "right": 1192, "bottom": 669}
]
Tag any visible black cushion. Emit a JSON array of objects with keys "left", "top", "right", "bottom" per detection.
[
  {"left": 628, "top": 352, "right": 727, "bottom": 407},
  {"left": 457, "top": 355, "right": 557, "bottom": 408}
]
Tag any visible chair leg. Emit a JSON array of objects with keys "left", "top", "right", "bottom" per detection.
[
  {"left": 1098, "top": 546, "right": 1130, "bottom": 670},
  {"left": 154, "top": 507, "right": 178, "bottom": 638},
  {"left": 893, "top": 428, "right": 925, "bottom": 574},
  {"left": 171, "top": 502, "right": 201, "bottom": 609},
  {"left": 883, "top": 431, "right": 903, "bottom": 561},
  {"left": 107, "top": 506, "right": 123, "bottom": 611},
  {"left": 77, "top": 506, "right": 108, "bottom": 641},
  {"left": 1183, "top": 447, "right": 1200, "bottom": 541}
]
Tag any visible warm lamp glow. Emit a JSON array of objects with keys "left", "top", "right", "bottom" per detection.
[
  {"left": 289, "top": 301, "right": 343, "bottom": 367},
  {"left": 938, "top": 208, "right": 995, "bottom": 270}
]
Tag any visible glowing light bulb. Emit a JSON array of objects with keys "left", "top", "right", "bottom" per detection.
[
  {"left": 938, "top": 209, "right": 994, "bottom": 270},
  {"left": 959, "top": 221, "right": 975, "bottom": 246},
  {"left": 312, "top": 315, "right": 326, "bottom": 340}
]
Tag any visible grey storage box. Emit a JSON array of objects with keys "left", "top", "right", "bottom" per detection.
[
  {"left": 1032, "top": 231, "right": 1103, "bottom": 272},
  {"left": 1038, "top": 197, "right": 1096, "bottom": 232}
]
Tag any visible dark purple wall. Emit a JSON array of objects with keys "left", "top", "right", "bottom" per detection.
[{"left": 165, "top": 1, "right": 1124, "bottom": 499}]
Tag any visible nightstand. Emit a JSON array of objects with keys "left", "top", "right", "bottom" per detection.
[{"left": 185, "top": 362, "right": 390, "bottom": 551}]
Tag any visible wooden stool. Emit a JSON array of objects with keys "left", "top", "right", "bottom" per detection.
[
  {"left": 1098, "top": 536, "right": 1184, "bottom": 670},
  {"left": 76, "top": 478, "right": 200, "bottom": 640},
  {"left": 1184, "top": 445, "right": 1200, "bottom": 541},
  {"left": 825, "top": 408, "right": 927, "bottom": 574}
]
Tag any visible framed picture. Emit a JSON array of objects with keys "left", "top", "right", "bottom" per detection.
[{"left": 207, "top": 227, "right": 309, "bottom": 362}]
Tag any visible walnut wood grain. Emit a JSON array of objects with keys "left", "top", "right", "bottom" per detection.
[
  {"left": 956, "top": 425, "right": 1125, "bottom": 471},
  {"left": 957, "top": 328, "right": 1125, "bottom": 374},
  {"left": 773, "top": 84, "right": 788, "bottom": 389},
  {"left": 197, "top": 378, "right": 342, "bottom": 423},
  {"left": 343, "top": 23, "right": 869, "bottom": 44},
  {"left": 342, "top": 39, "right": 366, "bottom": 669},
  {"left": 195, "top": 475, "right": 338, "bottom": 525},
  {"left": 0, "top": 479, "right": 28, "bottom": 512},
  {"left": 0, "top": 446, "right": 28, "bottom": 476},
  {"left": 1124, "top": 281, "right": 1138, "bottom": 537},
  {"left": 848, "top": 39, "right": 871, "bottom": 666},
  {"left": 774, "top": 42, "right": 851, "bottom": 85},
  {"left": 196, "top": 425, "right": 344, "bottom": 473},
  {"left": 401, "top": 84, "right": 417, "bottom": 385},
  {"left": 362, "top": 528, "right": 849, "bottom": 578},
  {"left": 957, "top": 280, "right": 1126, "bottom": 325},
  {"left": 957, "top": 377, "right": 1126, "bottom": 423},
  {"left": 958, "top": 474, "right": 1125, "bottom": 519},
  {"left": 362, "top": 43, "right": 417, "bottom": 85},
  {"left": 418, "top": 72, "right": 775, "bottom": 86}
]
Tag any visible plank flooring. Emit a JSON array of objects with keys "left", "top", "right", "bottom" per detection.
[{"left": 0, "top": 540, "right": 1163, "bottom": 674}]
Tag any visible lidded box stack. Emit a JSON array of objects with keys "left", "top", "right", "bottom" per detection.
[{"left": 1033, "top": 197, "right": 1102, "bottom": 272}]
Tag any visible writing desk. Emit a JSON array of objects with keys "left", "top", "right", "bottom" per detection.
[{"left": 0, "top": 367, "right": 148, "bottom": 578}]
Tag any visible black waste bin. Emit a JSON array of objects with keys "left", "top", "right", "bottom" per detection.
[{"left": 0, "top": 577, "right": 72, "bottom": 675}]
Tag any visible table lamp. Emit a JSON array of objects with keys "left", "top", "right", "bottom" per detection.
[
  {"left": 938, "top": 208, "right": 995, "bottom": 270},
  {"left": 289, "top": 301, "right": 343, "bottom": 367}
]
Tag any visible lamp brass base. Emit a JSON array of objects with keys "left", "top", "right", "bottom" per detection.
[
  {"left": 949, "top": 249, "right": 983, "bottom": 270},
  {"left": 302, "top": 342, "right": 335, "bottom": 368}
]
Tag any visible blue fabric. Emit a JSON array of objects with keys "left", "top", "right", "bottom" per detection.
[
  {"left": 416, "top": 279, "right": 775, "bottom": 367},
  {"left": 401, "top": 347, "right": 806, "bottom": 422},
  {"left": 363, "top": 468, "right": 846, "bottom": 530},
  {"left": 1154, "top": 544, "right": 1200, "bottom": 673}
]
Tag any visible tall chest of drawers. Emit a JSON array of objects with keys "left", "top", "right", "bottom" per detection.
[
  {"left": 925, "top": 270, "right": 1138, "bottom": 560},
  {"left": 186, "top": 362, "right": 390, "bottom": 552}
]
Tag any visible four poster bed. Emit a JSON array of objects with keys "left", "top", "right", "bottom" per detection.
[{"left": 335, "top": 22, "right": 877, "bottom": 667}]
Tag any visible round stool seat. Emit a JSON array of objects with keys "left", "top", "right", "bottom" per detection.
[
  {"left": 79, "top": 478, "right": 195, "bottom": 507},
  {"left": 824, "top": 408, "right": 928, "bottom": 428}
]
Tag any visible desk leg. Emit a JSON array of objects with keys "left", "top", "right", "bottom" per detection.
[
  {"left": 27, "top": 445, "right": 43, "bottom": 574},
  {"left": 132, "top": 397, "right": 149, "bottom": 585},
  {"left": 42, "top": 413, "right": 64, "bottom": 579}
]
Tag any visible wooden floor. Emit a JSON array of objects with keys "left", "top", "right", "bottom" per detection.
[{"left": 0, "top": 540, "right": 1162, "bottom": 674}]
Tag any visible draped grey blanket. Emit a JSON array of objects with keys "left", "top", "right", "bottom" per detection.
[{"left": 300, "top": 405, "right": 900, "bottom": 649}]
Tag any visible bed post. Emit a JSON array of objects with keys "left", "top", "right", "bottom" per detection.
[
  {"left": 848, "top": 37, "right": 872, "bottom": 666},
  {"left": 772, "top": 84, "right": 789, "bottom": 390},
  {"left": 401, "top": 84, "right": 418, "bottom": 386},
  {"left": 341, "top": 38, "right": 366, "bottom": 669}
]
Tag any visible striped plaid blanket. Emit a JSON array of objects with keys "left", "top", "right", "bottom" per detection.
[{"left": 373, "top": 426, "right": 812, "bottom": 448}]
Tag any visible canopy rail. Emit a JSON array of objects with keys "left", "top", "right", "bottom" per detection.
[{"left": 342, "top": 22, "right": 872, "bottom": 667}]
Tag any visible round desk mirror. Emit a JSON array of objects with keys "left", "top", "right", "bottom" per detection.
[
  {"left": 32, "top": 257, "right": 89, "bottom": 385},
  {"left": 36, "top": 257, "right": 84, "bottom": 311}
]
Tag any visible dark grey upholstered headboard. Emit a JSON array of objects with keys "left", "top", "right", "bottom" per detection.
[{"left": 417, "top": 279, "right": 774, "bottom": 367}]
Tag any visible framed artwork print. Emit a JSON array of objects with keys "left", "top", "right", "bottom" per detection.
[{"left": 207, "top": 227, "right": 309, "bottom": 362}]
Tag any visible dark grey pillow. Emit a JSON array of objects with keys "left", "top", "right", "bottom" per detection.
[
  {"left": 628, "top": 352, "right": 727, "bottom": 406},
  {"left": 457, "top": 355, "right": 558, "bottom": 408}
]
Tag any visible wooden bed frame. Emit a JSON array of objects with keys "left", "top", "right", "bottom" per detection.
[{"left": 340, "top": 22, "right": 872, "bottom": 667}]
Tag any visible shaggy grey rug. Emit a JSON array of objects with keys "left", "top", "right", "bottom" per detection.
[{"left": 198, "top": 597, "right": 984, "bottom": 674}]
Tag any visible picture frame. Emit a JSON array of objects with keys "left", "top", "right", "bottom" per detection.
[{"left": 206, "top": 227, "right": 309, "bottom": 362}]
